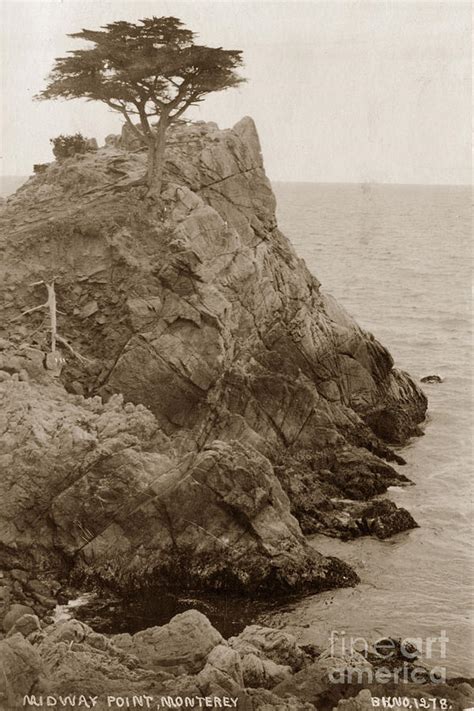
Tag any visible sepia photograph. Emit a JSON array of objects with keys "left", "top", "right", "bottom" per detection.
[{"left": 0, "top": 1, "right": 472, "bottom": 709}]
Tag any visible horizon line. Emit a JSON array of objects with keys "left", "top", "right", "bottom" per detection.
[
  {"left": 270, "top": 179, "right": 472, "bottom": 188},
  {"left": 1, "top": 174, "right": 472, "bottom": 189}
]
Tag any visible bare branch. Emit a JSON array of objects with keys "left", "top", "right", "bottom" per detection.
[
  {"left": 57, "top": 335, "right": 94, "bottom": 365},
  {"left": 45, "top": 282, "right": 57, "bottom": 353},
  {"left": 11, "top": 282, "right": 93, "bottom": 367},
  {"left": 11, "top": 302, "right": 48, "bottom": 321},
  {"left": 26, "top": 317, "right": 47, "bottom": 341}
]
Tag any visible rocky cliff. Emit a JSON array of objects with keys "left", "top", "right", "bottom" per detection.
[{"left": 0, "top": 117, "right": 427, "bottom": 597}]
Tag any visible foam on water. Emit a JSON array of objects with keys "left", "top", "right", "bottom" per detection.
[{"left": 268, "top": 182, "right": 473, "bottom": 676}]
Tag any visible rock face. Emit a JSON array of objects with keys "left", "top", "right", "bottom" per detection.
[{"left": 0, "top": 117, "right": 426, "bottom": 595}]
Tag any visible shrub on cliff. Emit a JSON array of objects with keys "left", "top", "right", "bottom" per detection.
[
  {"left": 33, "top": 163, "right": 49, "bottom": 174},
  {"left": 50, "top": 133, "right": 95, "bottom": 160}
]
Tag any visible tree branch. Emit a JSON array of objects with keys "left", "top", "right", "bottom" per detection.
[
  {"left": 45, "top": 282, "right": 57, "bottom": 353},
  {"left": 105, "top": 100, "right": 148, "bottom": 145},
  {"left": 137, "top": 101, "right": 153, "bottom": 138},
  {"left": 57, "top": 335, "right": 94, "bottom": 365},
  {"left": 11, "top": 302, "right": 48, "bottom": 321},
  {"left": 11, "top": 282, "right": 94, "bottom": 367},
  {"left": 170, "top": 92, "right": 200, "bottom": 121},
  {"left": 167, "top": 76, "right": 192, "bottom": 110},
  {"left": 150, "top": 80, "right": 167, "bottom": 109}
]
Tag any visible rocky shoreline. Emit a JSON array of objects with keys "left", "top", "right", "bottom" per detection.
[
  {"left": 1, "top": 607, "right": 473, "bottom": 710},
  {"left": 0, "top": 117, "right": 437, "bottom": 705}
]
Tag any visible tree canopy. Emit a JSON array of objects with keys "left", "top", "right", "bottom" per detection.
[{"left": 37, "top": 16, "right": 245, "bottom": 195}]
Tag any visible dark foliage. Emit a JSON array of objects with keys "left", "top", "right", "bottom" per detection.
[
  {"left": 50, "top": 133, "right": 92, "bottom": 160},
  {"left": 33, "top": 163, "right": 49, "bottom": 174}
]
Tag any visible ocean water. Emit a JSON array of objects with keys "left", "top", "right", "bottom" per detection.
[{"left": 265, "top": 182, "right": 473, "bottom": 677}]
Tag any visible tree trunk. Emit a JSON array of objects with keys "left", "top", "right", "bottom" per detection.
[{"left": 146, "top": 117, "right": 168, "bottom": 200}]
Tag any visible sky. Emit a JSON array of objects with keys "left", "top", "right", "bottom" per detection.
[{"left": 0, "top": 0, "right": 471, "bottom": 184}]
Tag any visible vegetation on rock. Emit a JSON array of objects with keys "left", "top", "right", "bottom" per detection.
[
  {"left": 37, "top": 16, "right": 245, "bottom": 198},
  {"left": 50, "top": 132, "right": 96, "bottom": 160},
  {"left": 33, "top": 163, "right": 49, "bottom": 175}
]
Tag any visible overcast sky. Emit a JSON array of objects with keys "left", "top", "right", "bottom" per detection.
[{"left": 0, "top": 0, "right": 471, "bottom": 184}]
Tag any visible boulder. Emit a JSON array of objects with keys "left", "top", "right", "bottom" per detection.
[
  {"left": 230, "top": 625, "right": 310, "bottom": 671},
  {"left": 10, "top": 569, "right": 29, "bottom": 584},
  {"left": 272, "top": 650, "right": 373, "bottom": 707},
  {"left": 0, "top": 583, "right": 11, "bottom": 620},
  {"left": 368, "top": 506, "right": 418, "bottom": 539},
  {"left": 357, "top": 499, "right": 418, "bottom": 539},
  {"left": 240, "top": 651, "right": 292, "bottom": 689},
  {"left": 3, "top": 603, "right": 35, "bottom": 632},
  {"left": 25, "top": 578, "right": 54, "bottom": 597},
  {"left": 6, "top": 613, "right": 41, "bottom": 638},
  {"left": 120, "top": 122, "right": 144, "bottom": 151},
  {"left": 104, "top": 133, "right": 120, "bottom": 147},
  {"left": 0, "top": 634, "right": 42, "bottom": 708},
  {"left": 197, "top": 644, "right": 244, "bottom": 695},
  {"left": 420, "top": 374, "right": 443, "bottom": 384},
  {"left": 85, "top": 137, "right": 98, "bottom": 151},
  {"left": 114, "top": 610, "right": 223, "bottom": 674},
  {"left": 34, "top": 618, "right": 171, "bottom": 703}
]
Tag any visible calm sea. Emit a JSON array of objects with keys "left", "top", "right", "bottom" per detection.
[{"left": 266, "top": 182, "right": 473, "bottom": 677}]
